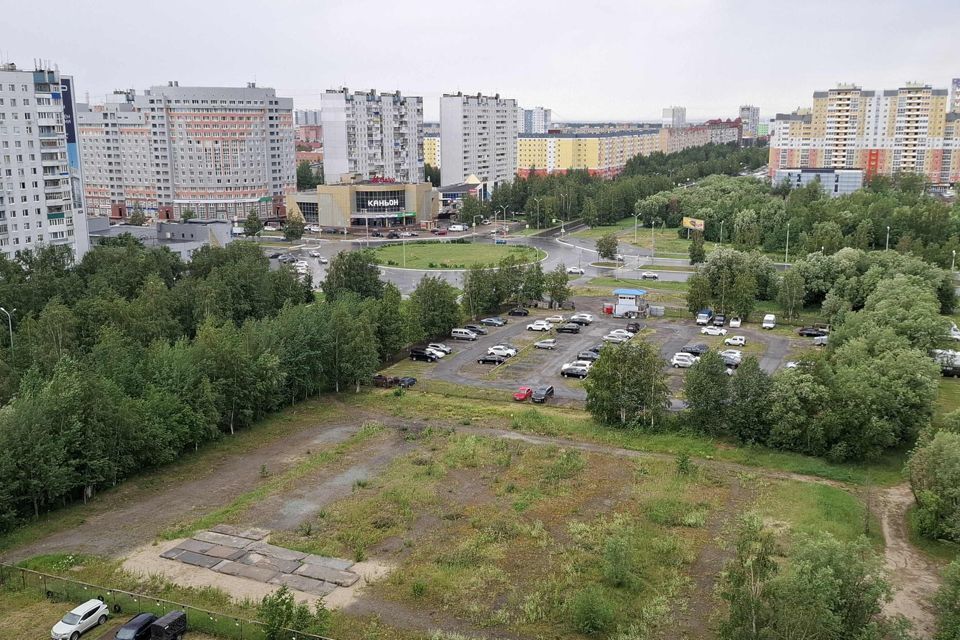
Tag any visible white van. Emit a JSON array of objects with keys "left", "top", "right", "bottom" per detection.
[
  {"left": 762, "top": 314, "right": 776, "bottom": 329},
  {"left": 451, "top": 328, "right": 478, "bottom": 341},
  {"left": 449, "top": 224, "right": 468, "bottom": 232}
]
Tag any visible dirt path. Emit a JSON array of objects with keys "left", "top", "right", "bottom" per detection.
[{"left": 878, "top": 484, "right": 942, "bottom": 638}]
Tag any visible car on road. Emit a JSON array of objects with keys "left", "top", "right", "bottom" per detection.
[
  {"left": 535, "top": 338, "right": 558, "bottom": 350},
  {"left": 640, "top": 271, "right": 659, "bottom": 280},
  {"left": 480, "top": 317, "right": 507, "bottom": 327},
  {"left": 724, "top": 335, "right": 746, "bottom": 347},
  {"left": 308, "top": 250, "right": 321, "bottom": 257},
  {"left": 614, "top": 254, "right": 626, "bottom": 262},
  {"left": 399, "top": 231, "right": 419, "bottom": 237},
  {"left": 409, "top": 348, "right": 438, "bottom": 362},
  {"left": 451, "top": 328, "right": 478, "bottom": 341},
  {"left": 430, "top": 228, "right": 448, "bottom": 235},
  {"left": 464, "top": 323, "right": 489, "bottom": 335},
  {"left": 556, "top": 322, "right": 581, "bottom": 334},
  {"left": 532, "top": 385, "right": 555, "bottom": 403},
  {"left": 448, "top": 223, "right": 468, "bottom": 232},
  {"left": 487, "top": 345, "right": 517, "bottom": 358},
  {"left": 578, "top": 350, "right": 601, "bottom": 362},
  {"left": 508, "top": 307, "right": 530, "bottom": 316},
  {"left": 115, "top": 613, "right": 158, "bottom": 640},
  {"left": 569, "top": 313, "right": 594, "bottom": 325},
  {"left": 671, "top": 353, "right": 700, "bottom": 368},
  {"left": 513, "top": 386, "right": 533, "bottom": 402},
  {"left": 51, "top": 599, "right": 110, "bottom": 640},
  {"left": 701, "top": 326, "right": 728, "bottom": 336},
  {"left": 762, "top": 313, "right": 776, "bottom": 329},
  {"left": 527, "top": 320, "right": 554, "bottom": 332},
  {"left": 713, "top": 314, "right": 726, "bottom": 327},
  {"left": 545, "top": 314, "right": 565, "bottom": 323},
  {"left": 566, "top": 266, "right": 585, "bottom": 275},
  {"left": 602, "top": 333, "right": 629, "bottom": 343},
  {"left": 370, "top": 230, "right": 383, "bottom": 238},
  {"left": 729, "top": 316, "right": 742, "bottom": 328},
  {"left": 608, "top": 329, "right": 635, "bottom": 339},
  {"left": 681, "top": 343, "right": 710, "bottom": 356},
  {"left": 428, "top": 343, "right": 451, "bottom": 354},
  {"left": 397, "top": 376, "right": 417, "bottom": 388},
  {"left": 797, "top": 326, "right": 829, "bottom": 337},
  {"left": 477, "top": 353, "right": 506, "bottom": 365},
  {"left": 386, "top": 231, "right": 400, "bottom": 239}
]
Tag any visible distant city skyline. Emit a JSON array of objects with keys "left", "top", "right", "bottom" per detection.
[{"left": 3, "top": 0, "right": 958, "bottom": 122}]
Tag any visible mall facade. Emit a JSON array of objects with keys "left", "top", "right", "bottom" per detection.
[{"left": 288, "top": 181, "right": 437, "bottom": 229}]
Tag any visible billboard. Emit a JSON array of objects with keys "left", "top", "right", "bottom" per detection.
[{"left": 682, "top": 216, "right": 705, "bottom": 231}]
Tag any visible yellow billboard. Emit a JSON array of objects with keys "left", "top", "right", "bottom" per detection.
[{"left": 682, "top": 217, "right": 705, "bottom": 231}]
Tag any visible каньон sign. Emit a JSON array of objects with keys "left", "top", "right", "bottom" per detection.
[{"left": 366, "top": 199, "right": 400, "bottom": 207}]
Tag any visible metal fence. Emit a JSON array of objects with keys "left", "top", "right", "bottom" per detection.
[{"left": 0, "top": 563, "right": 332, "bottom": 640}]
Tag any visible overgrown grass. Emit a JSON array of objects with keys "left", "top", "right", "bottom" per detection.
[
  {"left": 906, "top": 505, "right": 960, "bottom": 563},
  {"left": 936, "top": 378, "right": 960, "bottom": 418}
]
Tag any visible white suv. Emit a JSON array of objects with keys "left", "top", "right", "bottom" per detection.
[
  {"left": 488, "top": 345, "right": 517, "bottom": 358},
  {"left": 671, "top": 353, "right": 700, "bottom": 368},
  {"left": 526, "top": 320, "right": 554, "bottom": 332},
  {"left": 51, "top": 599, "right": 110, "bottom": 640}
]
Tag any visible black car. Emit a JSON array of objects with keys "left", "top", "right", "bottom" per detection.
[
  {"left": 398, "top": 376, "right": 417, "bottom": 388},
  {"left": 149, "top": 611, "right": 187, "bottom": 640},
  {"left": 561, "top": 366, "right": 589, "bottom": 379},
  {"left": 626, "top": 322, "right": 642, "bottom": 333},
  {"left": 681, "top": 343, "right": 710, "bottom": 356},
  {"left": 477, "top": 354, "right": 506, "bottom": 365},
  {"left": 267, "top": 251, "right": 281, "bottom": 259},
  {"left": 797, "top": 327, "right": 829, "bottom": 337},
  {"left": 370, "top": 230, "right": 383, "bottom": 238},
  {"left": 323, "top": 227, "right": 340, "bottom": 234},
  {"left": 464, "top": 324, "right": 489, "bottom": 335},
  {"left": 116, "top": 613, "right": 157, "bottom": 640},
  {"left": 409, "top": 348, "right": 437, "bottom": 362},
  {"left": 507, "top": 307, "right": 530, "bottom": 316},
  {"left": 556, "top": 323, "right": 581, "bottom": 334},
  {"left": 713, "top": 314, "right": 726, "bottom": 327},
  {"left": 387, "top": 231, "right": 400, "bottom": 239},
  {"left": 480, "top": 317, "right": 507, "bottom": 327},
  {"left": 585, "top": 343, "right": 605, "bottom": 354},
  {"left": 531, "top": 385, "right": 555, "bottom": 403},
  {"left": 578, "top": 350, "right": 600, "bottom": 362}
]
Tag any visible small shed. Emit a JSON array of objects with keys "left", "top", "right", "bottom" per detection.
[{"left": 611, "top": 288, "right": 649, "bottom": 318}]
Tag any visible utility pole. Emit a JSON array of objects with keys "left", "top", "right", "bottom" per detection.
[
  {"left": 885, "top": 226, "right": 890, "bottom": 251},
  {"left": 532, "top": 197, "right": 542, "bottom": 230}
]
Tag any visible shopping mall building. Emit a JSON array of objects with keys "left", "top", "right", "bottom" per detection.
[{"left": 287, "top": 180, "right": 437, "bottom": 230}]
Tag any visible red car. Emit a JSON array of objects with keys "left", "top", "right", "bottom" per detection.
[{"left": 513, "top": 386, "right": 533, "bottom": 401}]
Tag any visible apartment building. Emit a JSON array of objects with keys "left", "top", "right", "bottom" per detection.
[
  {"left": 0, "top": 63, "right": 89, "bottom": 261},
  {"left": 440, "top": 92, "right": 518, "bottom": 188},
  {"left": 951, "top": 79, "right": 960, "bottom": 113},
  {"left": 78, "top": 83, "right": 295, "bottom": 221},
  {"left": 517, "top": 106, "right": 552, "bottom": 134},
  {"left": 320, "top": 88, "right": 423, "bottom": 184},
  {"left": 770, "top": 83, "right": 958, "bottom": 184},
  {"left": 662, "top": 106, "right": 686, "bottom": 128},
  {"left": 739, "top": 105, "right": 760, "bottom": 138},
  {"left": 773, "top": 168, "right": 864, "bottom": 197},
  {"left": 295, "top": 109, "right": 321, "bottom": 126},
  {"left": 424, "top": 133, "right": 441, "bottom": 168}
]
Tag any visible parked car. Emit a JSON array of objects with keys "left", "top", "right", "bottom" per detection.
[
  {"left": 608, "top": 329, "right": 635, "bottom": 339},
  {"left": 50, "top": 599, "right": 110, "bottom": 640},
  {"left": 724, "top": 335, "right": 746, "bottom": 347},
  {"left": 626, "top": 322, "right": 642, "bottom": 333},
  {"left": 578, "top": 350, "right": 601, "bottom": 362},
  {"left": 762, "top": 313, "right": 776, "bottom": 329},
  {"left": 719, "top": 349, "right": 743, "bottom": 361},
  {"left": 513, "top": 386, "right": 533, "bottom": 402},
  {"left": 585, "top": 343, "right": 605, "bottom": 354},
  {"left": 566, "top": 266, "right": 585, "bottom": 275},
  {"left": 561, "top": 364, "right": 590, "bottom": 378},
  {"left": 267, "top": 251, "right": 281, "bottom": 259},
  {"left": 318, "top": 256, "right": 329, "bottom": 264},
  {"left": 386, "top": 231, "right": 400, "bottom": 239},
  {"left": 813, "top": 335, "right": 829, "bottom": 346},
  {"left": 556, "top": 323, "right": 581, "bottom": 334},
  {"left": 464, "top": 323, "right": 489, "bottom": 335},
  {"left": 323, "top": 228, "right": 339, "bottom": 234},
  {"left": 451, "top": 328, "right": 478, "bottom": 341},
  {"left": 569, "top": 313, "right": 594, "bottom": 325},
  {"left": 397, "top": 376, "right": 417, "bottom": 388},
  {"left": 695, "top": 308, "right": 714, "bottom": 325},
  {"left": 448, "top": 223, "right": 468, "bottom": 232},
  {"left": 487, "top": 345, "right": 517, "bottom": 358},
  {"left": 640, "top": 271, "right": 659, "bottom": 280},
  {"left": 508, "top": 307, "right": 530, "bottom": 316},
  {"left": 149, "top": 610, "right": 187, "bottom": 640},
  {"left": 784, "top": 361, "right": 800, "bottom": 369},
  {"left": 372, "top": 374, "right": 400, "bottom": 388},
  {"left": 949, "top": 322, "right": 960, "bottom": 341},
  {"left": 602, "top": 333, "right": 629, "bottom": 343},
  {"left": 480, "top": 317, "right": 507, "bottom": 327},
  {"left": 681, "top": 343, "right": 710, "bottom": 356},
  {"left": 308, "top": 250, "right": 321, "bottom": 257},
  {"left": 477, "top": 353, "right": 506, "bottom": 365},
  {"left": 729, "top": 316, "right": 742, "bottom": 328},
  {"left": 531, "top": 385, "right": 555, "bottom": 403},
  {"left": 700, "top": 326, "right": 728, "bottom": 336},
  {"left": 424, "top": 347, "right": 447, "bottom": 359},
  {"left": 115, "top": 613, "right": 158, "bottom": 640},
  {"left": 713, "top": 314, "right": 726, "bottom": 327},
  {"left": 535, "top": 338, "right": 558, "bottom": 350},
  {"left": 562, "top": 359, "right": 593, "bottom": 372},
  {"left": 545, "top": 314, "right": 565, "bottom": 323},
  {"left": 527, "top": 320, "right": 554, "bottom": 332},
  {"left": 263, "top": 225, "right": 278, "bottom": 232},
  {"left": 428, "top": 342, "right": 451, "bottom": 354},
  {"left": 671, "top": 353, "right": 700, "bottom": 368},
  {"left": 370, "top": 230, "right": 383, "bottom": 238},
  {"left": 721, "top": 355, "right": 741, "bottom": 368},
  {"left": 409, "top": 348, "right": 438, "bottom": 362},
  {"left": 797, "top": 327, "right": 829, "bottom": 337}
]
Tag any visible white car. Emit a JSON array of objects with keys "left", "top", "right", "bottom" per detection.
[
  {"left": 488, "top": 345, "right": 517, "bottom": 358},
  {"left": 614, "top": 254, "right": 626, "bottom": 262},
  {"left": 701, "top": 326, "right": 728, "bottom": 336},
  {"left": 562, "top": 360, "right": 594, "bottom": 372},
  {"left": 671, "top": 353, "right": 700, "bottom": 368},
  {"left": 607, "top": 329, "right": 635, "bottom": 339},
  {"left": 526, "top": 320, "right": 554, "bottom": 332},
  {"left": 399, "top": 231, "right": 416, "bottom": 238},
  {"left": 719, "top": 349, "right": 743, "bottom": 361},
  {"left": 51, "top": 599, "right": 110, "bottom": 640},
  {"left": 545, "top": 314, "right": 565, "bottom": 323},
  {"left": 294, "top": 260, "right": 309, "bottom": 268},
  {"left": 729, "top": 316, "right": 742, "bottom": 328},
  {"left": 762, "top": 314, "right": 776, "bottom": 329},
  {"left": 570, "top": 313, "right": 594, "bottom": 324},
  {"left": 318, "top": 256, "right": 329, "bottom": 264},
  {"left": 785, "top": 361, "right": 800, "bottom": 369},
  {"left": 640, "top": 271, "right": 659, "bottom": 280},
  {"left": 566, "top": 266, "right": 585, "bottom": 275},
  {"left": 308, "top": 225, "right": 322, "bottom": 233},
  {"left": 263, "top": 225, "right": 278, "bottom": 232},
  {"left": 724, "top": 335, "right": 746, "bottom": 347},
  {"left": 425, "top": 347, "right": 447, "bottom": 359},
  {"left": 603, "top": 333, "right": 629, "bottom": 344},
  {"left": 428, "top": 342, "right": 451, "bottom": 354},
  {"left": 308, "top": 250, "right": 322, "bottom": 258},
  {"left": 535, "top": 338, "right": 558, "bottom": 350}
]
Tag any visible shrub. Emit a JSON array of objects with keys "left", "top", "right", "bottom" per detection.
[
  {"left": 570, "top": 585, "right": 616, "bottom": 634},
  {"left": 602, "top": 536, "right": 634, "bottom": 588},
  {"left": 935, "top": 559, "right": 960, "bottom": 640}
]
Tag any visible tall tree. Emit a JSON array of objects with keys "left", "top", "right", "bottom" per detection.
[
  {"left": 296, "top": 160, "right": 319, "bottom": 191},
  {"left": 243, "top": 208, "right": 264, "bottom": 237},
  {"left": 730, "top": 270, "right": 758, "bottom": 319},
  {"left": 689, "top": 230, "right": 706, "bottom": 264},
  {"left": 521, "top": 262, "right": 546, "bottom": 304},
  {"left": 545, "top": 264, "right": 572, "bottom": 309},
  {"left": 322, "top": 249, "right": 384, "bottom": 301},
  {"left": 424, "top": 163, "right": 441, "bottom": 187},
  {"left": 375, "top": 283, "right": 407, "bottom": 360},
  {"left": 727, "top": 357, "right": 772, "bottom": 444},
  {"left": 584, "top": 341, "right": 670, "bottom": 428},
  {"left": 596, "top": 232, "right": 619, "bottom": 261},
  {"left": 127, "top": 204, "right": 147, "bottom": 226},
  {"left": 718, "top": 515, "right": 778, "bottom": 640},
  {"left": 408, "top": 275, "right": 461, "bottom": 339},
  {"left": 686, "top": 271, "right": 712, "bottom": 314},
  {"left": 684, "top": 351, "right": 730, "bottom": 435},
  {"left": 778, "top": 268, "right": 805, "bottom": 321},
  {"left": 180, "top": 208, "right": 196, "bottom": 222}
]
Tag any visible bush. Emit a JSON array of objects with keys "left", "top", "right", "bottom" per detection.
[
  {"left": 570, "top": 585, "right": 616, "bottom": 634},
  {"left": 936, "top": 559, "right": 960, "bottom": 640},
  {"left": 602, "top": 536, "right": 634, "bottom": 588}
]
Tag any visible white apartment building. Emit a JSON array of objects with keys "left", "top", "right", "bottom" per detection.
[
  {"left": 0, "top": 63, "right": 89, "bottom": 261},
  {"left": 662, "top": 106, "right": 686, "bottom": 129},
  {"left": 440, "top": 92, "right": 518, "bottom": 188},
  {"left": 739, "top": 105, "right": 760, "bottom": 138},
  {"left": 320, "top": 88, "right": 423, "bottom": 184},
  {"left": 517, "top": 106, "right": 552, "bottom": 134},
  {"left": 951, "top": 78, "right": 960, "bottom": 113},
  {"left": 295, "top": 109, "right": 321, "bottom": 125},
  {"left": 78, "top": 82, "right": 295, "bottom": 221}
]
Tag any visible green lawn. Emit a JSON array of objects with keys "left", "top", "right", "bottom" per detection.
[
  {"left": 937, "top": 378, "right": 960, "bottom": 418},
  {"left": 567, "top": 218, "right": 635, "bottom": 240},
  {"left": 373, "top": 242, "right": 543, "bottom": 269}
]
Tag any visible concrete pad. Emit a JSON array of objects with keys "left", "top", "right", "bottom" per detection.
[
  {"left": 205, "top": 545, "right": 247, "bottom": 561},
  {"left": 193, "top": 530, "right": 252, "bottom": 549},
  {"left": 178, "top": 539, "right": 215, "bottom": 554},
  {"left": 247, "top": 541, "right": 307, "bottom": 562},
  {"left": 301, "top": 554, "right": 354, "bottom": 571},
  {"left": 209, "top": 524, "right": 270, "bottom": 540},
  {"left": 234, "top": 564, "right": 280, "bottom": 583},
  {"left": 236, "top": 552, "right": 300, "bottom": 574},
  {"left": 294, "top": 563, "right": 359, "bottom": 587},
  {"left": 269, "top": 574, "right": 337, "bottom": 597},
  {"left": 212, "top": 560, "right": 243, "bottom": 576},
  {"left": 159, "top": 548, "right": 184, "bottom": 560},
  {"left": 175, "top": 550, "right": 222, "bottom": 569}
]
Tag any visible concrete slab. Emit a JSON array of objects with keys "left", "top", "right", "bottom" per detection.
[
  {"left": 175, "top": 550, "right": 223, "bottom": 569},
  {"left": 178, "top": 539, "right": 215, "bottom": 554},
  {"left": 269, "top": 574, "right": 337, "bottom": 597},
  {"left": 237, "top": 527, "right": 270, "bottom": 541},
  {"left": 294, "top": 563, "right": 359, "bottom": 587},
  {"left": 234, "top": 564, "right": 280, "bottom": 583},
  {"left": 301, "top": 554, "right": 355, "bottom": 571},
  {"left": 211, "top": 560, "right": 242, "bottom": 576},
  {"left": 193, "top": 530, "right": 251, "bottom": 549},
  {"left": 205, "top": 545, "right": 247, "bottom": 561},
  {"left": 159, "top": 548, "right": 184, "bottom": 561},
  {"left": 236, "top": 552, "right": 300, "bottom": 574},
  {"left": 247, "top": 541, "right": 307, "bottom": 562}
]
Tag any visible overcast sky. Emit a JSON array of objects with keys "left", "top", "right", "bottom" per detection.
[{"left": 3, "top": 0, "right": 958, "bottom": 122}]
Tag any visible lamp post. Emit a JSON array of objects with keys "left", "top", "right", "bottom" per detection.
[
  {"left": 952, "top": 249, "right": 956, "bottom": 272},
  {"left": 0, "top": 307, "right": 13, "bottom": 351},
  {"left": 496, "top": 205, "right": 507, "bottom": 238},
  {"left": 719, "top": 220, "right": 724, "bottom": 246},
  {"left": 651, "top": 219, "right": 656, "bottom": 261},
  {"left": 885, "top": 226, "right": 890, "bottom": 251},
  {"left": 532, "top": 197, "right": 542, "bottom": 230},
  {"left": 785, "top": 222, "right": 790, "bottom": 264}
]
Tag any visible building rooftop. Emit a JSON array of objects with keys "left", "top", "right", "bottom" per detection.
[{"left": 613, "top": 288, "right": 647, "bottom": 297}]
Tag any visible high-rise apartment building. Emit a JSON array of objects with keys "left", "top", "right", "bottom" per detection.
[
  {"left": 320, "top": 88, "right": 423, "bottom": 184},
  {"left": 0, "top": 62, "right": 89, "bottom": 261},
  {"left": 423, "top": 133, "right": 441, "bottom": 168},
  {"left": 951, "top": 78, "right": 960, "bottom": 113},
  {"left": 440, "top": 92, "right": 518, "bottom": 188},
  {"left": 78, "top": 82, "right": 295, "bottom": 221},
  {"left": 769, "top": 83, "right": 959, "bottom": 184},
  {"left": 739, "top": 105, "right": 760, "bottom": 138},
  {"left": 295, "top": 109, "right": 321, "bottom": 126},
  {"left": 517, "top": 106, "right": 552, "bottom": 134},
  {"left": 662, "top": 106, "right": 686, "bottom": 128}
]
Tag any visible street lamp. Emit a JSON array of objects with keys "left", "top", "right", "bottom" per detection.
[
  {"left": 719, "top": 220, "right": 724, "bottom": 246},
  {"left": 0, "top": 307, "right": 13, "bottom": 351},
  {"left": 785, "top": 222, "right": 790, "bottom": 264},
  {"left": 952, "top": 249, "right": 956, "bottom": 272},
  {"left": 532, "top": 197, "right": 542, "bottom": 230},
  {"left": 885, "top": 226, "right": 890, "bottom": 251}
]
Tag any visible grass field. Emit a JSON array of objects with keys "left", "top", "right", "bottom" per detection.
[
  {"left": 373, "top": 243, "right": 543, "bottom": 269},
  {"left": 936, "top": 378, "right": 960, "bottom": 418}
]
